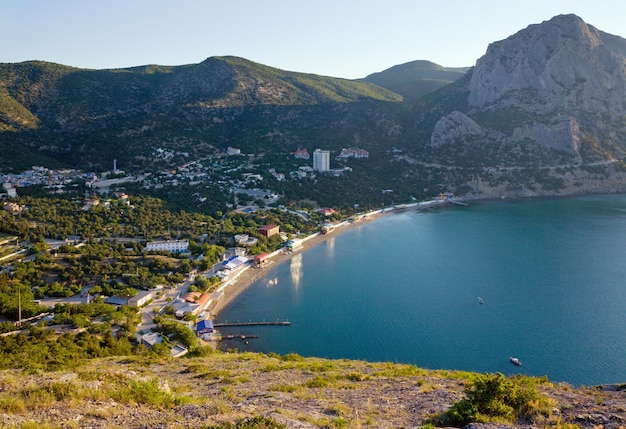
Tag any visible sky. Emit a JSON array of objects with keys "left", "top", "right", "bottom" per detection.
[{"left": 3, "top": 0, "right": 626, "bottom": 79}]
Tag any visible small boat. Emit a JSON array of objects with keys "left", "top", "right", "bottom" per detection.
[
  {"left": 509, "top": 356, "right": 522, "bottom": 366},
  {"left": 478, "top": 297, "right": 484, "bottom": 304}
]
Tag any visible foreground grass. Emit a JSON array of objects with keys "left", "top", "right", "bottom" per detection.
[{"left": 0, "top": 351, "right": 622, "bottom": 428}]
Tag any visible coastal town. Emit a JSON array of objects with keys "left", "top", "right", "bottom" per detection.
[{"left": 0, "top": 144, "right": 454, "bottom": 358}]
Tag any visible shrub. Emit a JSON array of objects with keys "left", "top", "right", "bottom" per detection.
[
  {"left": 203, "top": 416, "right": 287, "bottom": 428},
  {"left": 109, "top": 378, "right": 190, "bottom": 409},
  {"left": 439, "top": 372, "right": 553, "bottom": 426},
  {"left": 304, "top": 376, "right": 330, "bottom": 388}
]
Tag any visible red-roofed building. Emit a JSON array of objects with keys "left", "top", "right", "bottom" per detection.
[
  {"left": 196, "top": 293, "right": 211, "bottom": 309},
  {"left": 258, "top": 224, "right": 280, "bottom": 238},
  {"left": 254, "top": 252, "right": 270, "bottom": 266},
  {"left": 318, "top": 208, "right": 337, "bottom": 216},
  {"left": 294, "top": 148, "right": 310, "bottom": 159}
]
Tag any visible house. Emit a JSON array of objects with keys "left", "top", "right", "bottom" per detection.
[
  {"left": 258, "top": 224, "right": 280, "bottom": 238},
  {"left": 139, "top": 331, "right": 163, "bottom": 348},
  {"left": 318, "top": 208, "right": 336, "bottom": 217},
  {"left": 175, "top": 302, "right": 200, "bottom": 318},
  {"left": 177, "top": 293, "right": 212, "bottom": 316},
  {"left": 294, "top": 147, "right": 310, "bottom": 159},
  {"left": 227, "top": 146, "right": 241, "bottom": 155},
  {"left": 2, "top": 202, "right": 23, "bottom": 214},
  {"left": 271, "top": 171, "right": 285, "bottom": 181}
]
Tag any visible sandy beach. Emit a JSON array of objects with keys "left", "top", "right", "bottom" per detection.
[{"left": 207, "top": 208, "right": 395, "bottom": 318}]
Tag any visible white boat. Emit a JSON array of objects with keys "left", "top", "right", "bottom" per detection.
[
  {"left": 509, "top": 356, "right": 522, "bottom": 366},
  {"left": 478, "top": 297, "right": 483, "bottom": 304}
]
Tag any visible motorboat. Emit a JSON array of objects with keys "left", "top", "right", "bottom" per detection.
[{"left": 509, "top": 356, "right": 522, "bottom": 366}]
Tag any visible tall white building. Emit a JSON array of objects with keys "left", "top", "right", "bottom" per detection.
[{"left": 313, "top": 149, "right": 330, "bottom": 172}]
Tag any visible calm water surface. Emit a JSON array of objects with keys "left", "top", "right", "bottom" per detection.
[{"left": 218, "top": 195, "right": 626, "bottom": 385}]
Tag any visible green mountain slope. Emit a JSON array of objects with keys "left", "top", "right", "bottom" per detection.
[
  {"left": 0, "top": 57, "right": 404, "bottom": 172},
  {"left": 361, "top": 60, "right": 469, "bottom": 100}
]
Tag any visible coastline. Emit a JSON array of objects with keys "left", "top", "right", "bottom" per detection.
[{"left": 207, "top": 208, "right": 396, "bottom": 319}]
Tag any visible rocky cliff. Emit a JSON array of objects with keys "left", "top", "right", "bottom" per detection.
[{"left": 430, "top": 14, "right": 626, "bottom": 165}]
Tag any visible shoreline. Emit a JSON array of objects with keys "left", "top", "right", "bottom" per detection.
[
  {"left": 203, "top": 194, "right": 513, "bottom": 319},
  {"left": 207, "top": 208, "right": 396, "bottom": 319}
]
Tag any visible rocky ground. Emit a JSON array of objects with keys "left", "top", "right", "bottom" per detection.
[{"left": 0, "top": 353, "right": 624, "bottom": 429}]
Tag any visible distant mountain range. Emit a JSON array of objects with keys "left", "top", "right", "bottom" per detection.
[
  {"left": 2, "top": 14, "right": 626, "bottom": 199},
  {"left": 361, "top": 60, "right": 469, "bottom": 100}
]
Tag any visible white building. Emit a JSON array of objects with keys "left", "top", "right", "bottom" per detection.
[
  {"left": 145, "top": 239, "right": 189, "bottom": 253},
  {"left": 337, "top": 147, "right": 369, "bottom": 159},
  {"left": 128, "top": 290, "right": 154, "bottom": 307},
  {"left": 313, "top": 149, "right": 330, "bottom": 172},
  {"left": 1, "top": 183, "right": 17, "bottom": 198}
]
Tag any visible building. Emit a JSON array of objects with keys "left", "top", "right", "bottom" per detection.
[
  {"left": 258, "top": 224, "right": 280, "bottom": 238},
  {"left": 337, "top": 147, "right": 369, "bottom": 159},
  {"left": 254, "top": 252, "right": 270, "bottom": 266},
  {"left": 1, "top": 183, "right": 17, "bottom": 198},
  {"left": 144, "top": 239, "right": 189, "bottom": 253},
  {"left": 227, "top": 146, "right": 241, "bottom": 155},
  {"left": 234, "top": 234, "right": 258, "bottom": 247},
  {"left": 318, "top": 208, "right": 337, "bottom": 217},
  {"left": 221, "top": 255, "right": 249, "bottom": 272},
  {"left": 321, "top": 223, "right": 335, "bottom": 234},
  {"left": 196, "top": 319, "right": 214, "bottom": 335},
  {"left": 128, "top": 290, "right": 154, "bottom": 307},
  {"left": 313, "top": 149, "right": 330, "bottom": 172},
  {"left": 286, "top": 238, "right": 303, "bottom": 250},
  {"left": 2, "top": 202, "right": 23, "bottom": 214},
  {"left": 294, "top": 147, "right": 310, "bottom": 159}
]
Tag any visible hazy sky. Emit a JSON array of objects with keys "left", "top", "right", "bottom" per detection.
[{"left": 3, "top": 0, "right": 626, "bottom": 79}]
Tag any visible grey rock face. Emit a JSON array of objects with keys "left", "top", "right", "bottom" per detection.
[
  {"left": 511, "top": 115, "right": 583, "bottom": 161},
  {"left": 468, "top": 14, "right": 626, "bottom": 115},
  {"left": 430, "top": 111, "right": 483, "bottom": 147}
]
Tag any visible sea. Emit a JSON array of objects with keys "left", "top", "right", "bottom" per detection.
[{"left": 217, "top": 194, "right": 626, "bottom": 386}]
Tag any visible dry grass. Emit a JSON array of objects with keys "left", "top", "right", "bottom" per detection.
[{"left": 0, "top": 353, "right": 623, "bottom": 428}]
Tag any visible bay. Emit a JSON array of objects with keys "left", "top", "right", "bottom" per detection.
[{"left": 217, "top": 195, "right": 626, "bottom": 386}]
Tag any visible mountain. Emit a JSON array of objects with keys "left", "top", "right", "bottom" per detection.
[
  {"left": 361, "top": 60, "right": 469, "bottom": 100},
  {"left": 2, "top": 15, "right": 626, "bottom": 200},
  {"left": 0, "top": 56, "right": 403, "bottom": 171},
  {"left": 415, "top": 14, "right": 626, "bottom": 198},
  {"left": 430, "top": 14, "right": 626, "bottom": 163}
]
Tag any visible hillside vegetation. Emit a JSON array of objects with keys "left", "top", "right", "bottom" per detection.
[
  {"left": 0, "top": 352, "right": 624, "bottom": 429},
  {"left": 361, "top": 60, "right": 469, "bottom": 100}
]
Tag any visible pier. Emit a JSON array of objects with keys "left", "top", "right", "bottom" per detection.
[
  {"left": 449, "top": 200, "right": 469, "bottom": 206},
  {"left": 214, "top": 321, "right": 291, "bottom": 327}
]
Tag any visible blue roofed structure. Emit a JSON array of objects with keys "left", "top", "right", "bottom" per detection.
[{"left": 196, "top": 319, "right": 214, "bottom": 334}]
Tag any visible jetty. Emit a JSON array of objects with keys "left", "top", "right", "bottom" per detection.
[{"left": 214, "top": 321, "right": 291, "bottom": 327}]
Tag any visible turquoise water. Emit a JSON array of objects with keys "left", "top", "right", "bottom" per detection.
[{"left": 217, "top": 195, "right": 626, "bottom": 385}]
